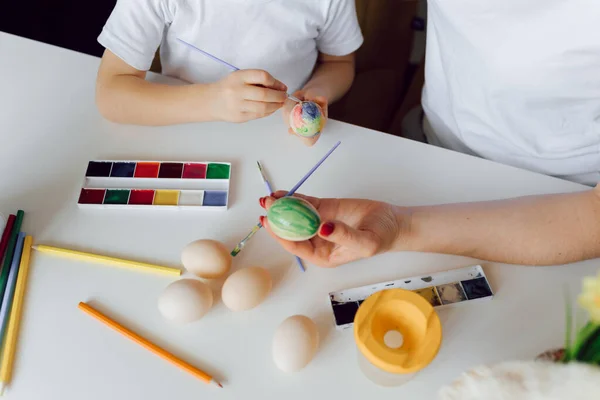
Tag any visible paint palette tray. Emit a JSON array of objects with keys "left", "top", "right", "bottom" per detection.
[
  {"left": 329, "top": 265, "right": 493, "bottom": 331},
  {"left": 78, "top": 160, "right": 231, "bottom": 210}
]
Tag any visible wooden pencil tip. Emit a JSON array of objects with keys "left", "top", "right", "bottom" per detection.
[{"left": 210, "top": 380, "right": 223, "bottom": 388}]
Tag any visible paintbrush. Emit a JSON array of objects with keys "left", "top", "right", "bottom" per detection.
[
  {"left": 230, "top": 141, "right": 341, "bottom": 257},
  {"left": 176, "top": 38, "right": 302, "bottom": 103},
  {"left": 256, "top": 161, "right": 305, "bottom": 272}
]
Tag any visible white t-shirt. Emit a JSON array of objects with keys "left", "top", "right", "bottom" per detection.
[
  {"left": 98, "top": 0, "right": 363, "bottom": 94},
  {"left": 422, "top": 0, "right": 600, "bottom": 186}
]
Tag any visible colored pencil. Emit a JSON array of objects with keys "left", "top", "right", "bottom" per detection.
[
  {"left": 0, "top": 233, "right": 25, "bottom": 357},
  {"left": 257, "top": 161, "right": 305, "bottom": 272},
  {"left": 78, "top": 302, "right": 222, "bottom": 388},
  {"left": 230, "top": 141, "right": 341, "bottom": 256},
  {"left": 0, "top": 235, "right": 32, "bottom": 395},
  {"left": 32, "top": 245, "right": 181, "bottom": 277},
  {"left": 0, "top": 215, "right": 16, "bottom": 266},
  {"left": 0, "top": 211, "right": 24, "bottom": 307},
  {"left": 176, "top": 38, "right": 302, "bottom": 103}
]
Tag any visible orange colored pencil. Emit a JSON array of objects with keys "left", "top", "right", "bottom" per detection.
[{"left": 78, "top": 302, "right": 222, "bottom": 388}]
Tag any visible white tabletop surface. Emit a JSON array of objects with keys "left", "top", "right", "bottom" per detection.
[{"left": 0, "top": 32, "right": 596, "bottom": 399}]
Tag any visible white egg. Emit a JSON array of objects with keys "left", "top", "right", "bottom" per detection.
[
  {"left": 181, "top": 239, "right": 232, "bottom": 279},
  {"left": 272, "top": 315, "right": 319, "bottom": 372},
  {"left": 158, "top": 279, "right": 213, "bottom": 323},
  {"left": 221, "top": 267, "right": 272, "bottom": 311}
]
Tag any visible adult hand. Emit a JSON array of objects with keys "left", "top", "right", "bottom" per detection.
[
  {"left": 259, "top": 191, "right": 407, "bottom": 267},
  {"left": 282, "top": 89, "right": 328, "bottom": 147},
  {"left": 208, "top": 69, "right": 288, "bottom": 123}
]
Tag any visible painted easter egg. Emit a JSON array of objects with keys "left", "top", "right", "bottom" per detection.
[
  {"left": 267, "top": 197, "right": 321, "bottom": 241},
  {"left": 289, "top": 101, "right": 325, "bottom": 138},
  {"left": 221, "top": 267, "right": 272, "bottom": 311},
  {"left": 158, "top": 279, "right": 213, "bottom": 324},
  {"left": 272, "top": 315, "right": 319, "bottom": 372},
  {"left": 181, "top": 239, "right": 232, "bottom": 279}
]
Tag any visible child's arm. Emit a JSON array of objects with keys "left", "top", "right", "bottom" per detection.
[
  {"left": 302, "top": 52, "right": 355, "bottom": 104},
  {"left": 96, "top": 50, "right": 288, "bottom": 126}
]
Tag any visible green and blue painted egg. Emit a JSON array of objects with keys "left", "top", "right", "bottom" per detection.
[{"left": 267, "top": 197, "right": 321, "bottom": 241}]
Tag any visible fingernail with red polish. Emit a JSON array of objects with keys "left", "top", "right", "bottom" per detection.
[
  {"left": 259, "top": 216, "right": 265, "bottom": 225},
  {"left": 259, "top": 197, "right": 266, "bottom": 208},
  {"left": 270, "top": 192, "right": 275, "bottom": 197},
  {"left": 320, "top": 222, "right": 334, "bottom": 237}
]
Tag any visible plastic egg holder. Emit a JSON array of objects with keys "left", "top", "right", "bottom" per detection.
[{"left": 354, "top": 289, "right": 442, "bottom": 386}]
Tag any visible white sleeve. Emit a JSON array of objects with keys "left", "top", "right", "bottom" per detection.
[
  {"left": 97, "top": 0, "right": 175, "bottom": 71},
  {"left": 316, "top": 0, "right": 364, "bottom": 57}
]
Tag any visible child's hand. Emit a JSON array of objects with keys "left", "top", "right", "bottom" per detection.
[
  {"left": 283, "top": 89, "right": 329, "bottom": 146},
  {"left": 208, "top": 70, "right": 288, "bottom": 123}
]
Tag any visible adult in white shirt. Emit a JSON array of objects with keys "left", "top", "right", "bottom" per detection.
[{"left": 421, "top": 0, "right": 600, "bottom": 186}]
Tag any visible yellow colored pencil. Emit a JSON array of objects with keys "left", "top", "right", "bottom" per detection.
[
  {"left": 0, "top": 235, "right": 33, "bottom": 395},
  {"left": 32, "top": 245, "right": 181, "bottom": 277},
  {"left": 78, "top": 302, "right": 222, "bottom": 388}
]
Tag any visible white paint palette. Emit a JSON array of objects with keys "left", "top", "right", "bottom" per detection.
[
  {"left": 329, "top": 265, "right": 494, "bottom": 331},
  {"left": 77, "top": 160, "right": 231, "bottom": 210}
]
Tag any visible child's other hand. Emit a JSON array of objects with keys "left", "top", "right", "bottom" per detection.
[
  {"left": 208, "top": 70, "right": 288, "bottom": 123},
  {"left": 283, "top": 89, "right": 329, "bottom": 147}
]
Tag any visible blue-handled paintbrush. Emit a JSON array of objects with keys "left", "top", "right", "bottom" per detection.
[{"left": 230, "top": 141, "right": 341, "bottom": 258}]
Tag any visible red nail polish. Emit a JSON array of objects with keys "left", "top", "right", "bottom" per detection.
[
  {"left": 259, "top": 216, "right": 265, "bottom": 224},
  {"left": 270, "top": 192, "right": 275, "bottom": 197},
  {"left": 320, "top": 222, "right": 334, "bottom": 237},
  {"left": 259, "top": 197, "right": 265, "bottom": 208}
]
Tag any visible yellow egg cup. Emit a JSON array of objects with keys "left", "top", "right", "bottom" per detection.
[{"left": 354, "top": 288, "right": 442, "bottom": 386}]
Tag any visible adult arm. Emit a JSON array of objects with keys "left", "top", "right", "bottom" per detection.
[
  {"left": 261, "top": 186, "right": 600, "bottom": 267},
  {"left": 400, "top": 185, "right": 600, "bottom": 265}
]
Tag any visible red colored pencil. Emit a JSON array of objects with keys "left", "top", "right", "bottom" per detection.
[{"left": 0, "top": 215, "right": 16, "bottom": 266}]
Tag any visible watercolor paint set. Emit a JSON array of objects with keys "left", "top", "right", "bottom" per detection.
[
  {"left": 78, "top": 160, "right": 231, "bottom": 210},
  {"left": 329, "top": 265, "right": 493, "bottom": 331}
]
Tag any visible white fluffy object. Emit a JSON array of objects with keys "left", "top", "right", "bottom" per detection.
[{"left": 439, "top": 361, "right": 600, "bottom": 400}]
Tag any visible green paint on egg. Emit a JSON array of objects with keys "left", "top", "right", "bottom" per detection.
[{"left": 267, "top": 197, "right": 321, "bottom": 241}]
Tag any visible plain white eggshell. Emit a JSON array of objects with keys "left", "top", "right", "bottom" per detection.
[
  {"left": 272, "top": 315, "right": 319, "bottom": 372},
  {"left": 181, "top": 239, "right": 232, "bottom": 279},
  {"left": 221, "top": 267, "right": 272, "bottom": 311},
  {"left": 158, "top": 279, "right": 213, "bottom": 323}
]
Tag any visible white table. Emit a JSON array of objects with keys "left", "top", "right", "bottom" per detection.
[{"left": 0, "top": 32, "right": 596, "bottom": 400}]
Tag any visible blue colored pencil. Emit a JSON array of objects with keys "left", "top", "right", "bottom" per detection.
[
  {"left": 230, "top": 142, "right": 341, "bottom": 257},
  {"left": 176, "top": 38, "right": 302, "bottom": 103},
  {"left": 0, "top": 232, "right": 25, "bottom": 346},
  {"left": 257, "top": 161, "right": 306, "bottom": 272}
]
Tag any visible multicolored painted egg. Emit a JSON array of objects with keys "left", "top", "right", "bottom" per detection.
[
  {"left": 289, "top": 101, "right": 325, "bottom": 138},
  {"left": 267, "top": 197, "right": 321, "bottom": 241}
]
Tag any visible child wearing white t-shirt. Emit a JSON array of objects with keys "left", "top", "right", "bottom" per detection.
[{"left": 96, "top": 0, "right": 363, "bottom": 144}]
